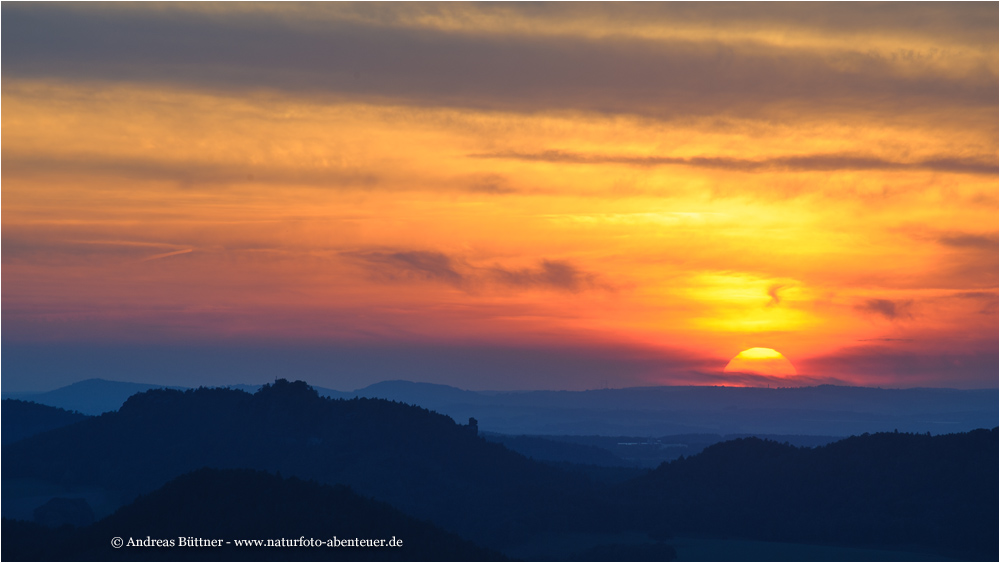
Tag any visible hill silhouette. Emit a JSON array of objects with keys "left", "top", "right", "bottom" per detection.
[
  {"left": 2, "top": 379, "right": 351, "bottom": 416},
  {"left": 2, "top": 380, "right": 618, "bottom": 549},
  {"left": 8, "top": 378, "right": 996, "bottom": 436},
  {"left": 1, "top": 399, "right": 91, "bottom": 445},
  {"left": 4, "top": 379, "right": 187, "bottom": 415},
  {"left": 2, "top": 467, "right": 504, "bottom": 561},
  {"left": 622, "top": 428, "right": 999, "bottom": 560},
  {"left": 5, "top": 379, "right": 996, "bottom": 560}
]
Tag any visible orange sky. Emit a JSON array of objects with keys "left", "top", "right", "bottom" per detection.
[{"left": 3, "top": 3, "right": 997, "bottom": 390}]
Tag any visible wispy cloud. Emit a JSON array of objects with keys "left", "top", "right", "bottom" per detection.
[
  {"left": 488, "top": 260, "right": 596, "bottom": 292},
  {"left": 470, "top": 150, "right": 998, "bottom": 175},
  {"left": 936, "top": 232, "right": 999, "bottom": 249},
  {"left": 344, "top": 250, "right": 601, "bottom": 293},
  {"left": 342, "top": 251, "right": 465, "bottom": 287},
  {"left": 140, "top": 248, "right": 194, "bottom": 262},
  {"left": 686, "top": 370, "right": 853, "bottom": 388},
  {"left": 765, "top": 283, "right": 787, "bottom": 307},
  {"left": 855, "top": 298, "right": 913, "bottom": 321},
  {"left": 950, "top": 291, "right": 997, "bottom": 300},
  {"left": 2, "top": 155, "right": 380, "bottom": 190},
  {"left": 465, "top": 174, "right": 517, "bottom": 195}
]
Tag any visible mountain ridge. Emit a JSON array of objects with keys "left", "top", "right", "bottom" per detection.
[
  {"left": 5, "top": 377, "right": 995, "bottom": 436},
  {"left": 3, "top": 380, "right": 995, "bottom": 560},
  {"left": 1, "top": 400, "right": 91, "bottom": 445},
  {"left": 2, "top": 380, "right": 617, "bottom": 549}
]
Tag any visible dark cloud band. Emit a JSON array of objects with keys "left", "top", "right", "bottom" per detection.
[{"left": 3, "top": 4, "right": 996, "bottom": 120}]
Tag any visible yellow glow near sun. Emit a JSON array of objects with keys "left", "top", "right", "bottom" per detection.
[{"left": 724, "top": 348, "right": 798, "bottom": 377}]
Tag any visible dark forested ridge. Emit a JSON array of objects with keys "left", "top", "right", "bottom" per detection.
[
  {"left": 622, "top": 429, "right": 999, "bottom": 560},
  {"left": 3, "top": 379, "right": 188, "bottom": 416},
  {"left": 1, "top": 468, "right": 504, "bottom": 561},
  {"left": 2, "top": 380, "right": 617, "bottom": 548},
  {"left": 2, "top": 380, "right": 996, "bottom": 561},
  {"left": 1, "top": 399, "right": 90, "bottom": 445},
  {"left": 8, "top": 377, "right": 996, "bottom": 436}
]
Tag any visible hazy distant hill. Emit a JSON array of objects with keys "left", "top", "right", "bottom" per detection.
[
  {"left": 622, "top": 429, "right": 999, "bottom": 561},
  {"left": 2, "top": 380, "right": 617, "bottom": 549},
  {"left": 350, "top": 380, "right": 487, "bottom": 406},
  {"left": 347, "top": 381, "right": 999, "bottom": 436},
  {"left": 1, "top": 468, "right": 504, "bottom": 561},
  {"left": 489, "top": 432, "right": 844, "bottom": 469},
  {"left": 1, "top": 400, "right": 90, "bottom": 445},
  {"left": 3, "top": 379, "right": 187, "bottom": 415},
  {"left": 8, "top": 378, "right": 996, "bottom": 436}
]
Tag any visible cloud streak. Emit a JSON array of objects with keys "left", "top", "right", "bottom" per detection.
[
  {"left": 2, "top": 155, "right": 380, "bottom": 190},
  {"left": 686, "top": 370, "right": 854, "bottom": 388},
  {"left": 344, "top": 250, "right": 601, "bottom": 293},
  {"left": 488, "top": 260, "right": 596, "bottom": 292},
  {"left": 470, "top": 150, "right": 999, "bottom": 175},
  {"left": 936, "top": 232, "right": 999, "bottom": 250},
  {"left": 140, "top": 248, "right": 194, "bottom": 262},
  {"left": 344, "top": 251, "right": 465, "bottom": 287},
  {"left": 855, "top": 299, "right": 913, "bottom": 321}
]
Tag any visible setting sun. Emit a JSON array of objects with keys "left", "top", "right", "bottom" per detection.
[{"left": 724, "top": 348, "right": 798, "bottom": 378}]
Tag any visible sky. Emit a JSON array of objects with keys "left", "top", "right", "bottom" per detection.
[{"left": 3, "top": 2, "right": 997, "bottom": 392}]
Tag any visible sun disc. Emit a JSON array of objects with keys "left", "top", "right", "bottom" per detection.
[{"left": 723, "top": 347, "right": 797, "bottom": 377}]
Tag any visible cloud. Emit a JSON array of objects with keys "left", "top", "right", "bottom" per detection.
[
  {"left": 936, "top": 232, "right": 999, "bottom": 250},
  {"left": 344, "top": 250, "right": 600, "bottom": 293},
  {"left": 2, "top": 155, "right": 380, "bottom": 190},
  {"left": 489, "top": 260, "right": 595, "bottom": 292},
  {"left": 951, "top": 291, "right": 997, "bottom": 300},
  {"left": 1, "top": 232, "right": 198, "bottom": 266},
  {"left": 855, "top": 298, "right": 913, "bottom": 321},
  {"left": 765, "top": 283, "right": 787, "bottom": 307},
  {"left": 140, "top": 248, "right": 194, "bottom": 262},
  {"left": 20, "top": 3, "right": 997, "bottom": 50},
  {"left": 949, "top": 291, "right": 1000, "bottom": 316},
  {"left": 3, "top": 4, "right": 995, "bottom": 121},
  {"left": 465, "top": 174, "right": 517, "bottom": 195},
  {"left": 469, "top": 150, "right": 998, "bottom": 175},
  {"left": 686, "top": 370, "right": 854, "bottom": 388},
  {"left": 344, "top": 250, "right": 465, "bottom": 287}
]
